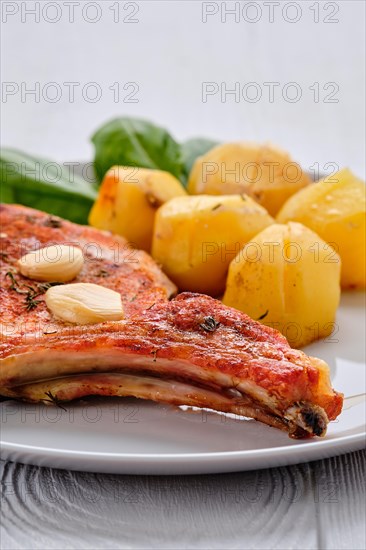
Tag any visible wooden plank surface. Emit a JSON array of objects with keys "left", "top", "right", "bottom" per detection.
[
  {"left": 1, "top": 450, "right": 365, "bottom": 550},
  {"left": 314, "top": 451, "right": 366, "bottom": 550}
]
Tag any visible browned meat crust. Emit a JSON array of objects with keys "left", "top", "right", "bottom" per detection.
[{"left": 0, "top": 204, "right": 343, "bottom": 437}]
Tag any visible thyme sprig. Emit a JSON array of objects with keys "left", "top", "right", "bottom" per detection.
[
  {"left": 25, "top": 294, "right": 42, "bottom": 311},
  {"left": 24, "top": 282, "right": 63, "bottom": 311},
  {"left": 44, "top": 391, "right": 67, "bottom": 411},
  {"left": 5, "top": 272, "right": 63, "bottom": 311}
]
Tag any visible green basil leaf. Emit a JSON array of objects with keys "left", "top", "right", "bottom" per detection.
[
  {"left": 92, "top": 117, "right": 185, "bottom": 183},
  {"left": 181, "top": 137, "right": 219, "bottom": 182},
  {"left": 0, "top": 148, "right": 97, "bottom": 224}
]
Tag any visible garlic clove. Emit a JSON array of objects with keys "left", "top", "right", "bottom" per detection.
[
  {"left": 17, "top": 245, "right": 84, "bottom": 283},
  {"left": 45, "top": 283, "right": 124, "bottom": 325}
]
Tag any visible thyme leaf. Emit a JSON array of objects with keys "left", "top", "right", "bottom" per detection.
[
  {"left": 200, "top": 316, "right": 220, "bottom": 333},
  {"left": 36, "top": 282, "right": 64, "bottom": 294},
  {"left": 5, "top": 272, "right": 27, "bottom": 294},
  {"left": 44, "top": 216, "right": 62, "bottom": 228},
  {"left": 5, "top": 271, "right": 19, "bottom": 290},
  {"left": 96, "top": 269, "right": 110, "bottom": 278},
  {"left": 257, "top": 310, "right": 269, "bottom": 321}
]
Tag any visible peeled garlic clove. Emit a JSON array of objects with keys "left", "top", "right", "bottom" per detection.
[
  {"left": 17, "top": 245, "right": 84, "bottom": 283},
  {"left": 45, "top": 283, "right": 124, "bottom": 325}
]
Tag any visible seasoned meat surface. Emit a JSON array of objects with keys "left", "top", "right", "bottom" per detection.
[{"left": 0, "top": 204, "right": 343, "bottom": 438}]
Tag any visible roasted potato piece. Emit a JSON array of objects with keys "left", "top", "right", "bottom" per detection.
[
  {"left": 151, "top": 194, "right": 274, "bottom": 296},
  {"left": 187, "top": 142, "right": 310, "bottom": 216},
  {"left": 89, "top": 166, "right": 186, "bottom": 251},
  {"left": 223, "top": 222, "right": 341, "bottom": 349},
  {"left": 277, "top": 169, "right": 366, "bottom": 288}
]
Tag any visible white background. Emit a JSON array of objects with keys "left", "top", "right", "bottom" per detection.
[{"left": 1, "top": 0, "right": 365, "bottom": 177}]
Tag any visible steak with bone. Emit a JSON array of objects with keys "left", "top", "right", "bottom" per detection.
[{"left": 0, "top": 204, "right": 343, "bottom": 438}]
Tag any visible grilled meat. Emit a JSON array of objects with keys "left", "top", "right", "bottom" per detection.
[{"left": 0, "top": 204, "right": 343, "bottom": 437}]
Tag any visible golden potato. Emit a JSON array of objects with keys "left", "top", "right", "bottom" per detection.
[
  {"left": 151, "top": 194, "right": 274, "bottom": 296},
  {"left": 277, "top": 169, "right": 366, "bottom": 288},
  {"left": 223, "top": 222, "right": 341, "bottom": 349},
  {"left": 187, "top": 142, "right": 310, "bottom": 216},
  {"left": 89, "top": 166, "right": 186, "bottom": 252}
]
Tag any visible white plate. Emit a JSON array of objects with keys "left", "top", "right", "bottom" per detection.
[{"left": 1, "top": 293, "right": 365, "bottom": 475}]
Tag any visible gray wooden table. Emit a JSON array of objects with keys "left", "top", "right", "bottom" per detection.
[{"left": 1, "top": 450, "right": 365, "bottom": 550}]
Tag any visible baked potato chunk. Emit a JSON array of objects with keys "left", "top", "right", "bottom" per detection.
[
  {"left": 277, "top": 169, "right": 366, "bottom": 288},
  {"left": 152, "top": 195, "right": 274, "bottom": 296},
  {"left": 223, "top": 222, "right": 341, "bottom": 349},
  {"left": 89, "top": 166, "right": 186, "bottom": 252},
  {"left": 187, "top": 142, "right": 310, "bottom": 216}
]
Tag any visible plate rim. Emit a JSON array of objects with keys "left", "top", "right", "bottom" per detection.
[
  {"left": 1, "top": 428, "right": 365, "bottom": 461},
  {"left": 1, "top": 292, "right": 365, "bottom": 473}
]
